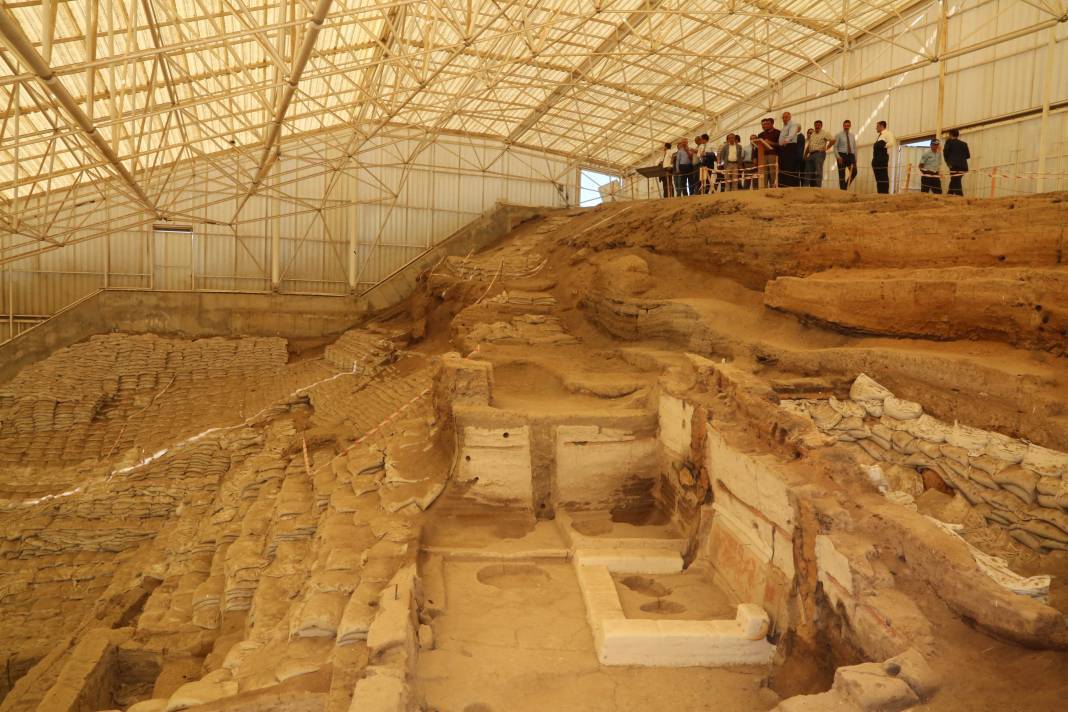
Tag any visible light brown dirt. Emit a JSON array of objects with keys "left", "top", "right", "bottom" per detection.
[{"left": 3, "top": 192, "right": 1068, "bottom": 711}]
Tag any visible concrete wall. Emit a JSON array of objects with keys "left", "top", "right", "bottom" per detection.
[
  {"left": 4, "top": 127, "right": 576, "bottom": 313},
  {"left": 0, "top": 289, "right": 362, "bottom": 384},
  {"left": 555, "top": 425, "right": 659, "bottom": 510},
  {"left": 455, "top": 420, "right": 536, "bottom": 509}
]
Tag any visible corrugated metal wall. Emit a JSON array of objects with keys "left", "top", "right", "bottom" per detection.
[{"left": 0, "top": 131, "right": 576, "bottom": 334}]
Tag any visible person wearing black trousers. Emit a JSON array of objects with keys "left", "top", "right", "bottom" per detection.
[
  {"left": 942, "top": 128, "right": 970, "bottom": 196},
  {"left": 835, "top": 119, "right": 858, "bottom": 190},
  {"left": 871, "top": 121, "right": 892, "bottom": 194},
  {"left": 919, "top": 139, "right": 943, "bottom": 194}
]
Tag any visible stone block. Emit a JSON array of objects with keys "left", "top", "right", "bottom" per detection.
[
  {"left": 575, "top": 565, "right": 625, "bottom": 618},
  {"left": 367, "top": 566, "right": 415, "bottom": 658},
  {"left": 885, "top": 648, "right": 940, "bottom": 700},
  {"left": 127, "top": 700, "right": 169, "bottom": 712},
  {"left": 598, "top": 618, "right": 775, "bottom": 667},
  {"left": 735, "top": 603, "right": 771, "bottom": 640},
  {"left": 347, "top": 669, "right": 407, "bottom": 712},
  {"left": 774, "top": 691, "right": 855, "bottom": 711},
  {"left": 851, "top": 588, "right": 933, "bottom": 661},
  {"left": 834, "top": 662, "right": 919, "bottom": 711},
  {"left": 572, "top": 548, "right": 683, "bottom": 574},
  {"left": 164, "top": 678, "right": 240, "bottom": 711}
]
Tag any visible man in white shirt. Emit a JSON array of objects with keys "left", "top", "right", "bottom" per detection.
[
  {"left": 918, "top": 139, "right": 943, "bottom": 194},
  {"left": 778, "top": 111, "right": 802, "bottom": 186},
  {"left": 804, "top": 120, "right": 833, "bottom": 188},
  {"left": 871, "top": 121, "right": 897, "bottom": 194}
]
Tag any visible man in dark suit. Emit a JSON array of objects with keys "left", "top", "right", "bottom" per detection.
[{"left": 942, "top": 129, "right": 970, "bottom": 196}]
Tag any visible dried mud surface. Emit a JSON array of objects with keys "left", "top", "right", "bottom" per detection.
[{"left": 0, "top": 190, "right": 1066, "bottom": 711}]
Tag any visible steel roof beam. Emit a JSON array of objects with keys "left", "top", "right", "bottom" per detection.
[
  {"left": 506, "top": 0, "right": 666, "bottom": 144},
  {"left": 0, "top": 5, "right": 160, "bottom": 217}
]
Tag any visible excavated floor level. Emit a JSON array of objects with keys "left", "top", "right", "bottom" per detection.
[{"left": 417, "top": 558, "right": 774, "bottom": 712}]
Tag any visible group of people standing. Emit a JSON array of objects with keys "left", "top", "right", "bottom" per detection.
[
  {"left": 915, "top": 129, "right": 972, "bottom": 195},
  {"left": 659, "top": 113, "right": 971, "bottom": 197}
]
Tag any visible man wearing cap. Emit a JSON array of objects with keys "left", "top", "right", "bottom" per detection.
[{"left": 919, "top": 139, "right": 943, "bottom": 194}]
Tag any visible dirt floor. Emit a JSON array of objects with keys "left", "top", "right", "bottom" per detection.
[{"left": 416, "top": 560, "right": 776, "bottom": 712}]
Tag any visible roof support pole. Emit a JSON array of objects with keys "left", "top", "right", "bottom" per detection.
[
  {"left": 0, "top": 6, "right": 159, "bottom": 216},
  {"left": 40, "top": 0, "right": 56, "bottom": 66},
  {"left": 86, "top": 0, "right": 98, "bottom": 121},
  {"left": 232, "top": 0, "right": 335, "bottom": 221},
  {"left": 934, "top": 0, "right": 948, "bottom": 139},
  {"left": 270, "top": 169, "right": 281, "bottom": 291},
  {"left": 348, "top": 207, "right": 358, "bottom": 292},
  {"left": 1036, "top": 24, "right": 1058, "bottom": 194}
]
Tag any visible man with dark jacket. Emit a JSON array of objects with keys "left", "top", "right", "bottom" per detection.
[
  {"left": 942, "top": 128, "right": 970, "bottom": 196},
  {"left": 756, "top": 118, "right": 780, "bottom": 188},
  {"left": 871, "top": 121, "right": 894, "bottom": 194}
]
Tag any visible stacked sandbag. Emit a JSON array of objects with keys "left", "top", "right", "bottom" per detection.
[
  {"left": 0, "top": 332, "right": 288, "bottom": 466},
  {"left": 223, "top": 535, "right": 268, "bottom": 612},
  {"left": 191, "top": 573, "right": 225, "bottom": 630},
  {"left": 484, "top": 290, "right": 559, "bottom": 312},
  {"left": 165, "top": 670, "right": 238, "bottom": 711},
  {"left": 289, "top": 590, "right": 347, "bottom": 639},
  {"left": 323, "top": 329, "right": 398, "bottom": 373},
  {"left": 463, "top": 314, "right": 578, "bottom": 347},
  {"left": 786, "top": 373, "right": 1068, "bottom": 552}
]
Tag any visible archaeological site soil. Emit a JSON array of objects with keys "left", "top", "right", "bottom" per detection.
[{"left": 1, "top": 188, "right": 1067, "bottom": 711}]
